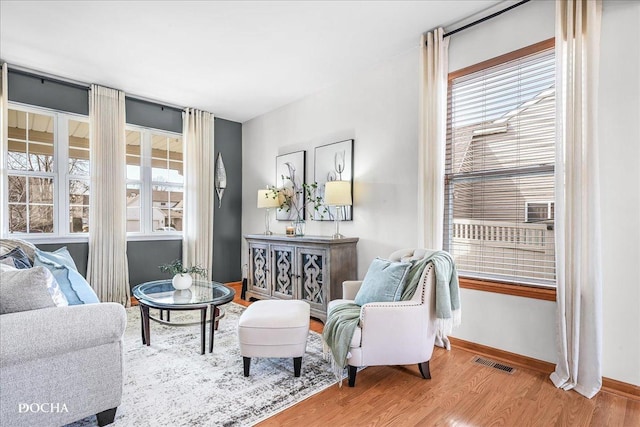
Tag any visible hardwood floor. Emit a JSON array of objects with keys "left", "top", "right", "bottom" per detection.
[{"left": 228, "top": 283, "right": 639, "bottom": 426}]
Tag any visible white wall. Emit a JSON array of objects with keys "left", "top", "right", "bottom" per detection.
[
  {"left": 242, "top": 0, "right": 640, "bottom": 385},
  {"left": 242, "top": 47, "right": 421, "bottom": 272},
  {"left": 598, "top": 0, "right": 640, "bottom": 386}
]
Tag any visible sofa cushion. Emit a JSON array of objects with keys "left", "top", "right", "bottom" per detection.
[
  {"left": 0, "top": 246, "right": 33, "bottom": 269},
  {"left": 34, "top": 248, "right": 99, "bottom": 305},
  {"left": 354, "top": 257, "right": 411, "bottom": 306},
  {"left": 0, "top": 264, "right": 57, "bottom": 314}
]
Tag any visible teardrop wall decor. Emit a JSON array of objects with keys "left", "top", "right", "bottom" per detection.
[{"left": 215, "top": 152, "right": 227, "bottom": 208}]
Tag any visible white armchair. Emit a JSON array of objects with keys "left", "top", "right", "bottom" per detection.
[{"left": 327, "top": 248, "right": 437, "bottom": 387}]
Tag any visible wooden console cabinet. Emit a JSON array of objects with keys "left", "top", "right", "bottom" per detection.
[{"left": 244, "top": 234, "right": 358, "bottom": 322}]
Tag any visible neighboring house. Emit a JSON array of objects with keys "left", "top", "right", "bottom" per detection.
[
  {"left": 447, "top": 90, "right": 555, "bottom": 283},
  {"left": 126, "top": 193, "right": 178, "bottom": 232}
]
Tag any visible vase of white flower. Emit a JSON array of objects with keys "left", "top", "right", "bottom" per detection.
[
  {"left": 292, "top": 218, "right": 306, "bottom": 236},
  {"left": 268, "top": 181, "right": 325, "bottom": 237},
  {"left": 159, "top": 259, "right": 208, "bottom": 290}
]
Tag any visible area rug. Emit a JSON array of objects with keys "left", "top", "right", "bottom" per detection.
[{"left": 67, "top": 303, "right": 337, "bottom": 426}]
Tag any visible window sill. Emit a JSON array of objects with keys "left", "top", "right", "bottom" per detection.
[
  {"left": 126, "top": 234, "right": 183, "bottom": 242},
  {"left": 9, "top": 235, "right": 90, "bottom": 245},
  {"left": 9, "top": 234, "right": 183, "bottom": 245},
  {"left": 459, "top": 277, "right": 557, "bottom": 301}
]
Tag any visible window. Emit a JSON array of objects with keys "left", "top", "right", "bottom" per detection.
[
  {"left": 525, "top": 201, "right": 554, "bottom": 223},
  {"left": 6, "top": 105, "right": 90, "bottom": 236},
  {"left": 4, "top": 102, "right": 184, "bottom": 240},
  {"left": 444, "top": 40, "right": 556, "bottom": 287},
  {"left": 126, "top": 127, "right": 183, "bottom": 235}
]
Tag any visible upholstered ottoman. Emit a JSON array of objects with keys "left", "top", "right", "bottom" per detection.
[{"left": 238, "top": 300, "right": 310, "bottom": 377}]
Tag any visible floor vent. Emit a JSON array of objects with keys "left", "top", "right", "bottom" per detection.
[{"left": 472, "top": 356, "right": 515, "bottom": 374}]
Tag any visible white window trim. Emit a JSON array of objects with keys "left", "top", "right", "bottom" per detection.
[{"left": 5, "top": 102, "right": 90, "bottom": 241}]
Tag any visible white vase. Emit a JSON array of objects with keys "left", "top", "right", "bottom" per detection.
[
  {"left": 293, "top": 219, "right": 305, "bottom": 236},
  {"left": 172, "top": 273, "right": 193, "bottom": 290}
]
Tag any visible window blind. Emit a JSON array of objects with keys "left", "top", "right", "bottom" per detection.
[{"left": 444, "top": 44, "right": 556, "bottom": 287}]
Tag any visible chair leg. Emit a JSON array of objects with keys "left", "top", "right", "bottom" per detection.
[
  {"left": 96, "top": 407, "right": 117, "bottom": 426},
  {"left": 348, "top": 365, "right": 357, "bottom": 387},
  {"left": 293, "top": 356, "right": 302, "bottom": 377},
  {"left": 243, "top": 357, "right": 251, "bottom": 377},
  {"left": 418, "top": 360, "right": 431, "bottom": 379}
]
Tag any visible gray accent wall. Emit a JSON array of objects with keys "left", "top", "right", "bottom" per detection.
[
  {"left": 127, "top": 240, "right": 183, "bottom": 285},
  {"left": 212, "top": 118, "right": 243, "bottom": 283},
  {"left": 8, "top": 70, "right": 89, "bottom": 115},
  {"left": 125, "top": 98, "right": 182, "bottom": 133}
]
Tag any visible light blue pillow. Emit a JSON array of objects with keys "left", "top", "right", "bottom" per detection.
[
  {"left": 36, "top": 246, "right": 78, "bottom": 271},
  {"left": 34, "top": 247, "right": 99, "bottom": 305},
  {"left": 354, "top": 258, "right": 412, "bottom": 306}
]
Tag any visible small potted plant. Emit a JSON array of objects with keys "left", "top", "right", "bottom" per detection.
[{"left": 159, "top": 259, "right": 208, "bottom": 290}]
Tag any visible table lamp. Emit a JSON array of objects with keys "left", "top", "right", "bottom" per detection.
[
  {"left": 324, "top": 181, "right": 352, "bottom": 239},
  {"left": 257, "top": 189, "right": 280, "bottom": 235}
]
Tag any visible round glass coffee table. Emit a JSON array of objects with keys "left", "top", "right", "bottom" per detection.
[{"left": 133, "top": 280, "right": 235, "bottom": 355}]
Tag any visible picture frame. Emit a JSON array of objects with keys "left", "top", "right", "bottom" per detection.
[
  {"left": 275, "top": 150, "right": 306, "bottom": 221},
  {"left": 314, "top": 139, "right": 353, "bottom": 221}
]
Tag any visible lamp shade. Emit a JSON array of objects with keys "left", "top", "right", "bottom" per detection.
[
  {"left": 324, "top": 181, "right": 352, "bottom": 206},
  {"left": 257, "top": 190, "right": 280, "bottom": 209}
]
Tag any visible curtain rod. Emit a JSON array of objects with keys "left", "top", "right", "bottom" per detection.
[{"left": 428, "top": 0, "right": 531, "bottom": 44}]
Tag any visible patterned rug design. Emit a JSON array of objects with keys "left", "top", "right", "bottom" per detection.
[{"left": 68, "top": 303, "right": 336, "bottom": 426}]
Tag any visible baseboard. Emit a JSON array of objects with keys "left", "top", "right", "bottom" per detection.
[
  {"left": 449, "top": 337, "right": 555, "bottom": 375},
  {"left": 449, "top": 337, "right": 640, "bottom": 401},
  {"left": 602, "top": 377, "right": 640, "bottom": 400}
]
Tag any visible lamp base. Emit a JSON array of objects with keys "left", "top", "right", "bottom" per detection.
[
  {"left": 332, "top": 233, "right": 345, "bottom": 239},
  {"left": 263, "top": 208, "right": 273, "bottom": 235}
]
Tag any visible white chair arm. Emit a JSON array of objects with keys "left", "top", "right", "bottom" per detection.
[{"left": 342, "top": 280, "right": 363, "bottom": 300}]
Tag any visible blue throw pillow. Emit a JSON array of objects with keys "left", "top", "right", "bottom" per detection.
[
  {"left": 34, "top": 247, "right": 99, "bottom": 305},
  {"left": 354, "top": 258, "right": 412, "bottom": 306},
  {"left": 0, "top": 246, "right": 32, "bottom": 269}
]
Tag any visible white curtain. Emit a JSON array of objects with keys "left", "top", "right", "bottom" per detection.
[
  {"left": 0, "top": 64, "right": 7, "bottom": 237},
  {"left": 182, "top": 108, "right": 215, "bottom": 280},
  {"left": 418, "top": 28, "right": 449, "bottom": 250},
  {"left": 551, "top": 0, "right": 603, "bottom": 399},
  {"left": 87, "top": 85, "right": 130, "bottom": 306}
]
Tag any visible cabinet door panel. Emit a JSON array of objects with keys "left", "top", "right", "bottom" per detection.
[
  {"left": 249, "top": 243, "right": 270, "bottom": 297},
  {"left": 272, "top": 245, "right": 294, "bottom": 299},
  {"left": 297, "top": 247, "right": 327, "bottom": 314}
]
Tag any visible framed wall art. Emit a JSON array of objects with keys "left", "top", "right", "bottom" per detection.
[
  {"left": 275, "top": 150, "right": 306, "bottom": 221},
  {"left": 314, "top": 139, "right": 353, "bottom": 221}
]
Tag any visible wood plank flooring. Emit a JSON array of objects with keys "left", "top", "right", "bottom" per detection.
[{"left": 228, "top": 284, "right": 639, "bottom": 426}]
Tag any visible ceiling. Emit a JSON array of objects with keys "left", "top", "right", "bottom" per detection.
[{"left": 0, "top": 1, "right": 501, "bottom": 123}]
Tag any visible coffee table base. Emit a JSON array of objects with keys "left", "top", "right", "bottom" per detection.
[{"left": 139, "top": 303, "right": 224, "bottom": 354}]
